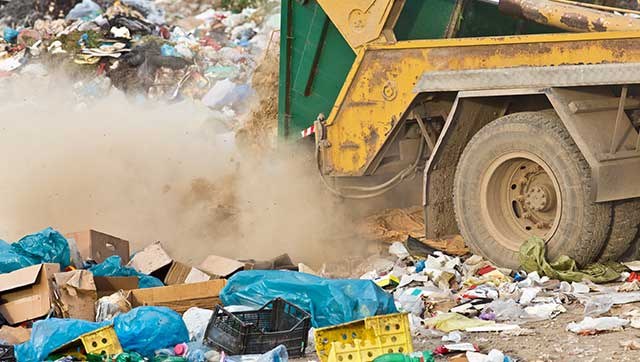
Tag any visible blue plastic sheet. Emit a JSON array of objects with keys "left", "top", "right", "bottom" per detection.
[
  {"left": 0, "top": 227, "right": 70, "bottom": 274},
  {"left": 114, "top": 306, "right": 189, "bottom": 357},
  {"left": 89, "top": 255, "right": 163, "bottom": 288},
  {"left": 15, "top": 318, "right": 109, "bottom": 361},
  {"left": 220, "top": 270, "right": 397, "bottom": 328},
  {"left": 16, "top": 307, "right": 189, "bottom": 361}
]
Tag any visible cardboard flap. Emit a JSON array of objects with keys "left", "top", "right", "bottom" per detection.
[
  {"left": 198, "top": 255, "right": 244, "bottom": 278},
  {"left": 128, "top": 242, "right": 172, "bottom": 275},
  {"left": 0, "top": 264, "right": 43, "bottom": 293},
  {"left": 54, "top": 270, "right": 96, "bottom": 292}
]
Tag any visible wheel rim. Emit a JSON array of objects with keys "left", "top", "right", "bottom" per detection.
[{"left": 479, "top": 152, "right": 562, "bottom": 251}]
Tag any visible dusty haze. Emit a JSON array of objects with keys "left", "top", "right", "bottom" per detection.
[{"left": 0, "top": 75, "right": 370, "bottom": 267}]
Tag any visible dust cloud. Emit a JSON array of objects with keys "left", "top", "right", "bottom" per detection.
[{"left": 0, "top": 75, "right": 370, "bottom": 267}]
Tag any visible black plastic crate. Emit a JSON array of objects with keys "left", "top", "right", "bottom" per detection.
[
  {"left": 204, "top": 298, "right": 311, "bottom": 357},
  {"left": 0, "top": 345, "right": 15, "bottom": 362}
]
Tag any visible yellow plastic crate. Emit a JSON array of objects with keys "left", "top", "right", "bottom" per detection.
[
  {"left": 53, "top": 326, "right": 123, "bottom": 357},
  {"left": 314, "top": 313, "right": 413, "bottom": 362}
]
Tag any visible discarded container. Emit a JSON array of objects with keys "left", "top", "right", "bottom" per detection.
[
  {"left": 0, "top": 345, "right": 15, "bottom": 362},
  {"left": 373, "top": 351, "right": 434, "bottom": 362},
  {"left": 205, "top": 298, "right": 311, "bottom": 357},
  {"left": 51, "top": 325, "right": 122, "bottom": 357},
  {"left": 0, "top": 263, "right": 60, "bottom": 325},
  {"left": 314, "top": 313, "right": 413, "bottom": 362}
]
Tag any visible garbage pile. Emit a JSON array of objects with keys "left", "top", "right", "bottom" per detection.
[{"left": 0, "top": 0, "right": 280, "bottom": 135}]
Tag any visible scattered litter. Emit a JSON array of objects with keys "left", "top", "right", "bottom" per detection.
[{"left": 567, "top": 317, "right": 630, "bottom": 334}]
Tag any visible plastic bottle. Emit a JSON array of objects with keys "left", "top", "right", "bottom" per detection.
[{"left": 373, "top": 351, "right": 435, "bottom": 362}]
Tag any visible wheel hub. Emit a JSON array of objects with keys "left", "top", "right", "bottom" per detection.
[{"left": 480, "top": 152, "right": 562, "bottom": 251}]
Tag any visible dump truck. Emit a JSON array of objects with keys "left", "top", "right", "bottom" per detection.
[{"left": 278, "top": 0, "right": 640, "bottom": 269}]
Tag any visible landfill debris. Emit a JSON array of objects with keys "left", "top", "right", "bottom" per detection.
[
  {"left": 221, "top": 270, "right": 397, "bottom": 327},
  {"left": 567, "top": 316, "right": 630, "bottom": 335},
  {"left": 519, "top": 237, "right": 624, "bottom": 283},
  {"left": 0, "top": 263, "right": 60, "bottom": 324},
  {"left": 620, "top": 339, "right": 640, "bottom": 351},
  {"left": 96, "top": 290, "right": 132, "bottom": 322},
  {"left": 53, "top": 269, "right": 98, "bottom": 321}
]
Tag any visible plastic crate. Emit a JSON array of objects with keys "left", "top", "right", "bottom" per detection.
[
  {"left": 0, "top": 345, "right": 15, "bottom": 362},
  {"left": 314, "top": 313, "right": 413, "bottom": 362},
  {"left": 205, "top": 298, "right": 311, "bottom": 357},
  {"left": 53, "top": 326, "right": 123, "bottom": 357}
]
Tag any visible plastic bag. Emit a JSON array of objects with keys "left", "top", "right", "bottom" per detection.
[
  {"left": 114, "top": 306, "right": 189, "bottom": 357},
  {"left": 15, "top": 318, "right": 108, "bottom": 361},
  {"left": 89, "top": 255, "right": 164, "bottom": 288},
  {"left": 223, "top": 345, "right": 288, "bottom": 362},
  {"left": 66, "top": 0, "right": 102, "bottom": 20},
  {"left": 0, "top": 227, "right": 70, "bottom": 273},
  {"left": 121, "top": 0, "right": 165, "bottom": 24},
  {"left": 220, "top": 270, "right": 397, "bottom": 328},
  {"left": 567, "top": 316, "right": 629, "bottom": 334},
  {"left": 182, "top": 307, "right": 213, "bottom": 343}
]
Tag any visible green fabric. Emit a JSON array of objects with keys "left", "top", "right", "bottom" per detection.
[{"left": 519, "top": 237, "right": 625, "bottom": 283}]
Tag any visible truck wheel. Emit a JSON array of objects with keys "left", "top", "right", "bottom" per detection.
[
  {"left": 598, "top": 199, "right": 640, "bottom": 261},
  {"left": 453, "top": 111, "right": 612, "bottom": 269}
]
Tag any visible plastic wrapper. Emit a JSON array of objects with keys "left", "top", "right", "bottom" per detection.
[
  {"left": 0, "top": 227, "right": 70, "bottom": 273},
  {"left": 114, "top": 306, "right": 189, "bottom": 357},
  {"left": 66, "top": 0, "right": 102, "bottom": 20},
  {"left": 567, "top": 316, "right": 630, "bottom": 334},
  {"left": 89, "top": 255, "right": 164, "bottom": 288},
  {"left": 220, "top": 270, "right": 397, "bottom": 328}
]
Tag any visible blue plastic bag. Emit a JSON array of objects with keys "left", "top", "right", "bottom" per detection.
[
  {"left": 89, "top": 255, "right": 163, "bottom": 288},
  {"left": 113, "top": 306, "right": 189, "bottom": 357},
  {"left": 220, "top": 270, "right": 397, "bottom": 328},
  {"left": 16, "top": 307, "right": 189, "bottom": 361},
  {"left": 15, "top": 318, "right": 108, "bottom": 361},
  {"left": 0, "top": 227, "right": 71, "bottom": 274}
]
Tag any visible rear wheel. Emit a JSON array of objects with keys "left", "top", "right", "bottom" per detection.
[{"left": 454, "top": 111, "right": 612, "bottom": 269}]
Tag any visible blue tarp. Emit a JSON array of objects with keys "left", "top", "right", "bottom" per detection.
[
  {"left": 220, "top": 270, "right": 397, "bottom": 328},
  {"left": 15, "top": 307, "right": 188, "bottom": 361},
  {"left": 89, "top": 255, "right": 163, "bottom": 288},
  {"left": 0, "top": 227, "right": 70, "bottom": 274}
]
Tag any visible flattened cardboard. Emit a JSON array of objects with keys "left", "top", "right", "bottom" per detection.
[
  {"left": 198, "top": 255, "right": 244, "bottom": 278},
  {"left": 66, "top": 230, "right": 130, "bottom": 264},
  {"left": 0, "top": 263, "right": 59, "bottom": 324},
  {"left": 0, "top": 326, "right": 31, "bottom": 344},
  {"left": 129, "top": 279, "right": 226, "bottom": 314},
  {"left": 54, "top": 270, "right": 97, "bottom": 321},
  {"left": 184, "top": 267, "right": 210, "bottom": 284},
  {"left": 128, "top": 242, "right": 172, "bottom": 278},
  {"left": 93, "top": 276, "right": 138, "bottom": 298},
  {"left": 164, "top": 262, "right": 210, "bottom": 285}
]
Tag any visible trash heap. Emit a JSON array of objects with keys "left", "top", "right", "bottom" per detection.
[
  {"left": 0, "top": 0, "right": 280, "bottom": 132},
  {"left": 4, "top": 222, "right": 640, "bottom": 362}
]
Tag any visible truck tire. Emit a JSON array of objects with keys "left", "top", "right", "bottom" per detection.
[
  {"left": 598, "top": 199, "right": 640, "bottom": 261},
  {"left": 453, "top": 111, "right": 612, "bottom": 269}
]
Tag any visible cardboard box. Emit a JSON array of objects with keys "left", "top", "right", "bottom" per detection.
[
  {"left": 53, "top": 270, "right": 97, "bottom": 321},
  {"left": 129, "top": 279, "right": 226, "bottom": 314},
  {"left": 164, "top": 262, "right": 210, "bottom": 285},
  {"left": 0, "top": 263, "right": 59, "bottom": 324},
  {"left": 93, "top": 276, "right": 138, "bottom": 298},
  {"left": 128, "top": 242, "right": 173, "bottom": 279},
  {"left": 66, "top": 230, "right": 130, "bottom": 264},
  {"left": 0, "top": 326, "right": 31, "bottom": 344},
  {"left": 198, "top": 255, "right": 244, "bottom": 278}
]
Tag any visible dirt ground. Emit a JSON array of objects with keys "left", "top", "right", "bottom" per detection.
[{"left": 410, "top": 302, "right": 640, "bottom": 361}]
